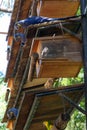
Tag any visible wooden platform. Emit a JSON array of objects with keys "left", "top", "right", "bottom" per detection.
[{"left": 13, "top": 84, "right": 84, "bottom": 130}]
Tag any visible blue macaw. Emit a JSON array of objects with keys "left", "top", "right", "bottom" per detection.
[
  {"left": 15, "top": 15, "right": 80, "bottom": 30},
  {"left": 14, "top": 33, "right": 26, "bottom": 46},
  {"left": 7, "top": 107, "right": 18, "bottom": 120}
]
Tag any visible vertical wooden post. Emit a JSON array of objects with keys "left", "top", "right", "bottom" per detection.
[
  {"left": 80, "top": 0, "right": 87, "bottom": 129},
  {"left": 28, "top": 53, "right": 39, "bottom": 81},
  {"left": 31, "top": 0, "right": 38, "bottom": 16}
]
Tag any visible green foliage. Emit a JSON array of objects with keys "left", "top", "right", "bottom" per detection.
[
  {"left": 45, "top": 68, "right": 85, "bottom": 130},
  {"left": 53, "top": 68, "right": 84, "bottom": 88},
  {"left": 66, "top": 98, "right": 85, "bottom": 130},
  {"left": 77, "top": 6, "right": 81, "bottom": 15},
  {"left": 0, "top": 77, "right": 5, "bottom": 84},
  {"left": 43, "top": 121, "right": 53, "bottom": 130},
  {"left": 0, "top": 77, "right": 7, "bottom": 130}
]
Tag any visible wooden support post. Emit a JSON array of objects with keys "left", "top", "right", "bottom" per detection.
[
  {"left": 12, "top": 46, "right": 23, "bottom": 77},
  {"left": 14, "top": 57, "right": 30, "bottom": 107},
  {"left": 31, "top": 0, "right": 38, "bottom": 16},
  {"left": 7, "top": 120, "right": 15, "bottom": 130},
  {"left": 80, "top": 0, "right": 87, "bottom": 129},
  {"left": 28, "top": 53, "right": 39, "bottom": 81}
]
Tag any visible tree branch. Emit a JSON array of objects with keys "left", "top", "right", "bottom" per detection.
[{"left": 0, "top": 8, "right": 12, "bottom": 13}]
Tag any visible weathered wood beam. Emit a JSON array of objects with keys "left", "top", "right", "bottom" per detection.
[
  {"left": 31, "top": 0, "right": 38, "bottom": 16},
  {"left": 24, "top": 96, "right": 40, "bottom": 130},
  {"left": 33, "top": 108, "right": 70, "bottom": 123},
  {"left": 13, "top": 93, "right": 35, "bottom": 130},
  {"left": 28, "top": 53, "right": 39, "bottom": 81},
  {"left": 23, "top": 78, "right": 48, "bottom": 89},
  {"left": 12, "top": 46, "right": 23, "bottom": 77},
  {"left": 14, "top": 57, "right": 30, "bottom": 107}
]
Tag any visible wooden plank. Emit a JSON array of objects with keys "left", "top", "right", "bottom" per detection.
[
  {"left": 7, "top": 120, "right": 15, "bottom": 130},
  {"left": 8, "top": 36, "right": 13, "bottom": 46},
  {"left": 33, "top": 91, "right": 82, "bottom": 118},
  {"left": 36, "top": 60, "right": 82, "bottom": 78},
  {"left": 28, "top": 53, "right": 39, "bottom": 81},
  {"left": 13, "top": 84, "right": 84, "bottom": 129},
  {"left": 30, "top": 35, "right": 82, "bottom": 56},
  {"left": 33, "top": 34, "right": 81, "bottom": 40},
  {"left": 13, "top": 93, "right": 35, "bottom": 130},
  {"left": 29, "top": 122, "right": 46, "bottom": 130},
  {"left": 7, "top": 78, "right": 14, "bottom": 89},
  {"left": 24, "top": 78, "right": 48, "bottom": 88},
  {"left": 34, "top": 107, "right": 70, "bottom": 122},
  {"left": 5, "top": 40, "right": 20, "bottom": 81},
  {"left": 33, "top": 112, "right": 63, "bottom": 123}
]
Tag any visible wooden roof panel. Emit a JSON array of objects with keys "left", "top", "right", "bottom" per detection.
[
  {"left": 39, "top": 0, "right": 79, "bottom": 18},
  {"left": 29, "top": 122, "right": 46, "bottom": 130}
]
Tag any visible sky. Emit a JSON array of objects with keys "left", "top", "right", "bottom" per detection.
[{"left": 0, "top": 14, "right": 11, "bottom": 75}]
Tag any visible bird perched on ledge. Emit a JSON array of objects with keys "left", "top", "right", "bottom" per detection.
[
  {"left": 7, "top": 107, "right": 18, "bottom": 120},
  {"left": 14, "top": 16, "right": 60, "bottom": 30},
  {"left": 44, "top": 78, "right": 54, "bottom": 89},
  {"left": 14, "top": 15, "right": 81, "bottom": 30}
]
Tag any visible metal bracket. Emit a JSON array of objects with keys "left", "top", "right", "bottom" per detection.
[{"left": 59, "top": 93, "right": 86, "bottom": 115}]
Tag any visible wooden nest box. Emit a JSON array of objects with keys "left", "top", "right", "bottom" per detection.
[{"left": 30, "top": 35, "right": 82, "bottom": 78}]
